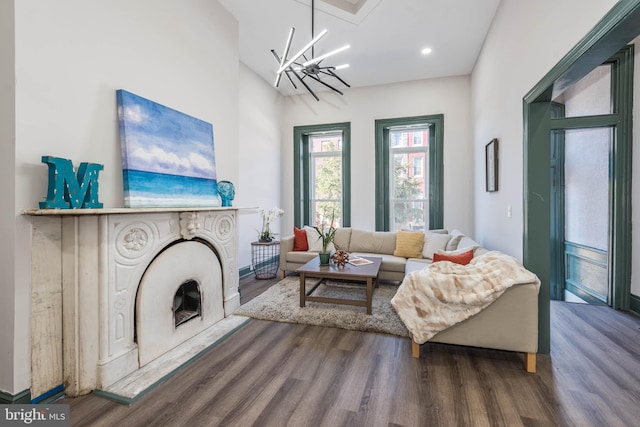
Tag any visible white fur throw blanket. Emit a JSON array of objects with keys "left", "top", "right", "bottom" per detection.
[{"left": 391, "top": 251, "right": 540, "bottom": 344}]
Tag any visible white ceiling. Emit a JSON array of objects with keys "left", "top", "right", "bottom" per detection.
[{"left": 218, "top": 0, "right": 501, "bottom": 97}]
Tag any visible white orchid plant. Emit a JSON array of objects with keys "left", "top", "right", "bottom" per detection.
[{"left": 258, "top": 206, "right": 284, "bottom": 242}]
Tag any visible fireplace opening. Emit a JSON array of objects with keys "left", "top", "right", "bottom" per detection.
[
  {"left": 136, "top": 239, "right": 225, "bottom": 367},
  {"left": 173, "top": 280, "right": 202, "bottom": 328}
]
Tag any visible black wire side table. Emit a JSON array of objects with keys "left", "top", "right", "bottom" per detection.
[{"left": 251, "top": 240, "right": 280, "bottom": 279}]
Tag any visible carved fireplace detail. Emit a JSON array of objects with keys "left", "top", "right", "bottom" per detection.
[{"left": 26, "top": 208, "right": 240, "bottom": 397}]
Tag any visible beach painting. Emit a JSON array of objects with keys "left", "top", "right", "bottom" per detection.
[{"left": 117, "top": 89, "right": 220, "bottom": 208}]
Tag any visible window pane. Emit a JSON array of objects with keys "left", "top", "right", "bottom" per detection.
[
  {"left": 391, "top": 153, "right": 427, "bottom": 201},
  {"left": 312, "top": 156, "right": 342, "bottom": 199},
  {"left": 552, "top": 64, "right": 612, "bottom": 117},
  {"left": 389, "top": 129, "right": 428, "bottom": 232},
  {"left": 313, "top": 201, "right": 342, "bottom": 228},
  {"left": 412, "top": 156, "right": 423, "bottom": 176},
  {"left": 563, "top": 127, "right": 611, "bottom": 250},
  {"left": 392, "top": 201, "right": 427, "bottom": 231},
  {"left": 310, "top": 131, "right": 343, "bottom": 227},
  {"left": 311, "top": 133, "right": 342, "bottom": 153}
]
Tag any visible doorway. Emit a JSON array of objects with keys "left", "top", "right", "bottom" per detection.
[
  {"left": 523, "top": 1, "right": 639, "bottom": 354},
  {"left": 551, "top": 126, "right": 613, "bottom": 304},
  {"left": 549, "top": 59, "right": 625, "bottom": 306}
]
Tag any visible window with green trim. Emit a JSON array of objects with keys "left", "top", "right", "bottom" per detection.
[
  {"left": 294, "top": 123, "right": 351, "bottom": 228},
  {"left": 375, "top": 115, "right": 443, "bottom": 231}
]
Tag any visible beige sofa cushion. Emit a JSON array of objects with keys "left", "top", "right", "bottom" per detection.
[
  {"left": 446, "top": 230, "right": 485, "bottom": 255},
  {"left": 333, "top": 227, "right": 352, "bottom": 252},
  {"left": 422, "top": 232, "right": 452, "bottom": 259},
  {"left": 304, "top": 226, "right": 335, "bottom": 252},
  {"left": 446, "top": 229, "right": 465, "bottom": 251},
  {"left": 458, "top": 235, "right": 480, "bottom": 250},
  {"left": 429, "top": 228, "right": 449, "bottom": 234},
  {"left": 405, "top": 258, "right": 432, "bottom": 274},
  {"left": 286, "top": 250, "right": 318, "bottom": 264},
  {"left": 436, "top": 245, "right": 485, "bottom": 262},
  {"left": 349, "top": 229, "right": 397, "bottom": 255},
  {"left": 350, "top": 252, "right": 406, "bottom": 273}
]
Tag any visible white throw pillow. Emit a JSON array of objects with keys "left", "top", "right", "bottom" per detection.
[
  {"left": 446, "top": 230, "right": 466, "bottom": 251},
  {"left": 422, "top": 232, "right": 452, "bottom": 259},
  {"left": 304, "top": 226, "right": 336, "bottom": 253},
  {"left": 435, "top": 246, "right": 481, "bottom": 257}
]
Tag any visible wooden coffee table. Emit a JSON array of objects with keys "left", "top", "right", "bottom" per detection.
[{"left": 296, "top": 256, "right": 382, "bottom": 315}]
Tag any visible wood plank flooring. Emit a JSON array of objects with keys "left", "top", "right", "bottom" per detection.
[{"left": 60, "top": 274, "right": 640, "bottom": 427}]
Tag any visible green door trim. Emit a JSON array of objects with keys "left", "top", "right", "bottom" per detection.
[
  {"left": 550, "top": 102, "right": 565, "bottom": 301},
  {"left": 609, "top": 44, "right": 634, "bottom": 311},
  {"left": 293, "top": 122, "right": 352, "bottom": 228},
  {"left": 550, "top": 115, "right": 621, "bottom": 129},
  {"left": 374, "top": 114, "right": 444, "bottom": 231},
  {"left": 524, "top": 0, "right": 639, "bottom": 354}
]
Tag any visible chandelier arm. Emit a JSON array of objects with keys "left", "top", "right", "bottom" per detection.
[
  {"left": 276, "top": 29, "right": 327, "bottom": 75},
  {"left": 271, "top": 50, "right": 285, "bottom": 87},
  {"left": 311, "top": 0, "right": 315, "bottom": 58},
  {"left": 304, "top": 73, "right": 344, "bottom": 96},
  {"left": 272, "top": 49, "right": 300, "bottom": 89},
  {"left": 324, "top": 68, "right": 351, "bottom": 87},
  {"left": 292, "top": 71, "right": 319, "bottom": 101},
  {"left": 274, "top": 28, "right": 296, "bottom": 87},
  {"left": 302, "top": 44, "right": 350, "bottom": 67},
  {"left": 283, "top": 70, "right": 299, "bottom": 89}
]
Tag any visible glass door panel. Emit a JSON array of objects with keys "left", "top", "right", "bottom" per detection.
[{"left": 561, "top": 127, "right": 612, "bottom": 304}]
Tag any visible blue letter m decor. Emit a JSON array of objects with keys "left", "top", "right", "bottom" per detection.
[{"left": 39, "top": 156, "right": 104, "bottom": 209}]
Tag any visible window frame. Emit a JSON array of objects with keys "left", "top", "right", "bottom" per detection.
[
  {"left": 293, "top": 122, "right": 351, "bottom": 228},
  {"left": 375, "top": 115, "right": 444, "bottom": 231}
]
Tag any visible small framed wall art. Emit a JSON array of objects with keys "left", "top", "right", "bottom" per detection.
[{"left": 485, "top": 138, "right": 499, "bottom": 192}]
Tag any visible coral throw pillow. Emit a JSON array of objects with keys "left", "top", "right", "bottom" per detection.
[
  {"left": 293, "top": 227, "right": 309, "bottom": 251},
  {"left": 393, "top": 230, "right": 425, "bottom": 258},
  {"left": 433, "top": 249, "right": 474, "bottom": 265}
]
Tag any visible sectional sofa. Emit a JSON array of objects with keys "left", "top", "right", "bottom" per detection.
[
  {"left": 280, "top": 227, "right": 484, "bottom": 281},
  {"left": 279, "top": 227, "right": 540, "bottom": 372}
]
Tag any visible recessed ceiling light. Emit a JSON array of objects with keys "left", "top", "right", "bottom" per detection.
[{"left": 421, "top": 47, "right": 432, "bottom": 55}]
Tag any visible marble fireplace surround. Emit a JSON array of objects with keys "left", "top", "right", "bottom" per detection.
[{"left": 25, "top": 207, "right": 242, "bottom": 398}]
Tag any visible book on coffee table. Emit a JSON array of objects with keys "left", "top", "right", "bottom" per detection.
[{"left": 348, "top": 257, "right": 374, "bottom": 266}]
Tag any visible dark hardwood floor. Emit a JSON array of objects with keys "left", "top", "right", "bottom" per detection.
[{"left": 60, "top": 274, "right": 640, "bottom": 427}]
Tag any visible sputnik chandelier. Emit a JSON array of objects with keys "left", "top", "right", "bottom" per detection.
[{"left": 270, "top": 0, "right": 350, "bottom": 101}]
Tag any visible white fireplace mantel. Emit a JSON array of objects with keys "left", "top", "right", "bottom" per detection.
[
  {"left": 25, "top": 207, "right": 245, "bottom": 398},
  {"left": 22, "top": 206, "right": 254, "bottom": 216}
]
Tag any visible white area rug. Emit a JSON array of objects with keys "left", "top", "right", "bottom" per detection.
[{"left": 234, "top": 276, "right": 409, "bottom": 337}]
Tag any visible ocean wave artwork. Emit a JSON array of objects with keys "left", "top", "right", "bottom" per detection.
[{"left": 117, "top": 89, "right": 220, "bottom": 208}]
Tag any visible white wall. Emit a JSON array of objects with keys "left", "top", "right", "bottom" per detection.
[
  {"left": 237, "top": 63, "right": 284, "bottom": 269},
  {"left": 280, "top": 76, "right": 474, "bottom": 237},
  {"left": 0, "top": 0, "right": 17, "bottom": 396},
  {"left": 470, "top": 0, "right": 618, "bottom": 258},
  {"left": 5, "top": 0, "right": 239, "bottom": 395}
]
